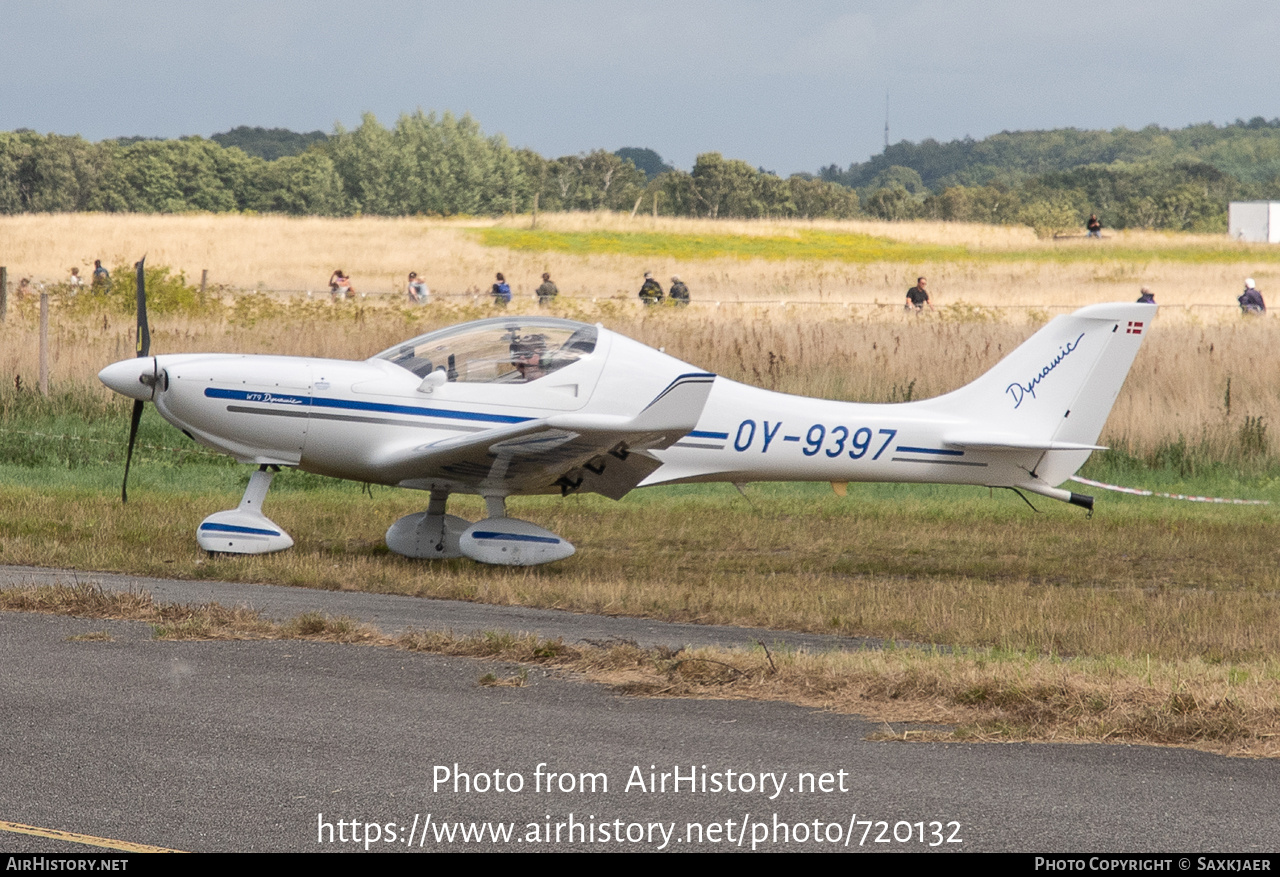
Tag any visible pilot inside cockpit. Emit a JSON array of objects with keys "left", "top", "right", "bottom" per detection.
[{"left": 509, "top": 334, "right": 548, "bottom": 382}]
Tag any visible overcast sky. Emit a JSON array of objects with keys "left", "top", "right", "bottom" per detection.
[{"left": 4, "top": 1, "right": 1278, "bottom": 175}]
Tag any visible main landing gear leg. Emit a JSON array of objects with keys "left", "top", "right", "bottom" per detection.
[
  {"left": 196, "top": 465, "right": 295, "bottom": 555},
  {"left": 484, "top": 495, "right": 507, "bottom": 519},
  {"left": 385, "top": 489, "right": 469, "bottom": 559}
]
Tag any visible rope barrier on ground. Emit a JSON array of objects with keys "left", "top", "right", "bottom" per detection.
[
  {"left": 1069, "top": 475, "right": 1271, "bottom": 505},
  {"left": 4, "top": 284, "right": 1256, "bottom": 312}
]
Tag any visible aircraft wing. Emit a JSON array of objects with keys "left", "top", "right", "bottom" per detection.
[{"left": 371, "top": 373, "right": 715, "bottom": 499}]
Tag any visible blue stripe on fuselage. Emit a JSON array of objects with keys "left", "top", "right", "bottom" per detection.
[
  {"left": 204, "top": 387, "right": 533, "bottom": 424},
  {"left": 896, "top": 446, "right": 965, "bottom": 456}
]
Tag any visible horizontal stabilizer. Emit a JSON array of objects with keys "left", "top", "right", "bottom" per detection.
[{"left": 943, "top": 432, "right": 1107, "bottom": 452}]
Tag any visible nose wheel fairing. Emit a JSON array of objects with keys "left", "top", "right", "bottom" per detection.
[{"left": 196, "top": 467, "right": 294, "bottom": 555}]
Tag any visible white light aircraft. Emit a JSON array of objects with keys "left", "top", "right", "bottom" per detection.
[{"left": 99, "top": 261, "right": 1156, "bottom": 565}]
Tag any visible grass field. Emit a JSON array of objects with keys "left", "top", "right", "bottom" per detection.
[
  {"left": 2, "top": 211, "right": 1279, "bottom": 755},
  {"left": 4, "top": 211, "right": 1280, "bottom": 308}
]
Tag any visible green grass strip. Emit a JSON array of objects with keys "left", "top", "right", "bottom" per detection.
[
  {"left": 475, "top": 228, "right": 967, "bottom": 263},
  {"left": 984, "top": 243, "right": 1280, "bottom": 265},
  {"left": 475, "top": 227, "right": 1280, "bottom": 265}
]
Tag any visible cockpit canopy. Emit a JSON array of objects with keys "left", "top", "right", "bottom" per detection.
[{"left": 374, "top": 317, "right": 598, "bottom": 384}]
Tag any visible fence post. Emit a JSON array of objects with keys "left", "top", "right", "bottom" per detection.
[
  {"left": 39, "top": 292, "right": 49, "bottom": 396},
  {"left": 0, "top": 266, "right": 7, "bottom": 323},
  {"left": 200, "top": 269, "right": 208, "bottom": 299}
]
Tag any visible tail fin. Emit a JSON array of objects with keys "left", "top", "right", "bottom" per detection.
[{"left": 925, "top": 302, "right": 1155, "bottom": 485}]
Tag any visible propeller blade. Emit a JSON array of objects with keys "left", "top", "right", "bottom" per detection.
[
  {"left": 123, "top": 256, "right": 150, "bottom": 502},
  {"left": 122, "top": 399, "right": 144, "bottom": 503},
  {"left": 135, "top": 257, "right": 150, "bottom": 358}
]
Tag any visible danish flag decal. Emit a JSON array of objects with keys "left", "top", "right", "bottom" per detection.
[{"left": 1126, "top": 321, "right": 1144, "bottom": 335}]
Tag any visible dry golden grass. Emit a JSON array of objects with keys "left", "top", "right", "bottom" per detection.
[
  {"left": 2, "top": 291, "right": 1275, "bottom": 457},
  {"left": 10, "top": 582, "right": 1280, "bottom": 756},
  {"left": 65, "top": 629, "right": 113, "bottom": 642},
  {"left": 0, "top": 213, "right": 499, "bottom": 295},
  {"left": 604, "top": 646, "right": 1280, "bottom": 758},
  {"left": 2, "top": 212, "right": 1277, "bottom": 310},
  {"left": 398, "top": 625, "right": 1280, "bottom": 757}
]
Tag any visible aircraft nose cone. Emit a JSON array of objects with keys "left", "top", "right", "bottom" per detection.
[{"left": 99, "top": 358, "right": 157, "bottom": 401}]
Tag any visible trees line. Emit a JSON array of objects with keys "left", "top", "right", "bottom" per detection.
[
  {"left": 0, "top": 112, "right": 857, "bottom": 221},
  {"left": 838, "top": 158, "right": 1250, "bottom": 234},
  {"left": 824, "top": 119, "right": 1280, "bottom": 233},
  {"left": 6, "top": 112, "right": 1280, "bottom": 231}
]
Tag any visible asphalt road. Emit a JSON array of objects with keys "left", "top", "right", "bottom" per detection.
[{"left": 2, "top": 566, "right": 1278, "bottom": 853}]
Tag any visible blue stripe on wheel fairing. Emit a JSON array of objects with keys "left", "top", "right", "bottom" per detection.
[
  {"left": 198, "top": 522, "right": 282, "bottom": 536},
  {"left": 469, "top": 531, "right": 562, "bottom": 544}
]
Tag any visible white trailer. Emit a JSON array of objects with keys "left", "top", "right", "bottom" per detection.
[{"left": 1229, "top": 201, "right": 1280, "bottom": 243}]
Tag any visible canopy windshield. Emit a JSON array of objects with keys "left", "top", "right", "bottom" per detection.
[{"left": 374, "top": 318, "right": 598, "bottom": 384}]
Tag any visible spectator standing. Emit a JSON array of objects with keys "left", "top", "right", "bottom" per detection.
[
  {"left": 1137, "top": 286, "right": 1156, "bottom": 304},
  {"left": 68, "top": 267, "right": 84, "bottom": 293},
  {"left": 406, "top": 272, "right": 429, "bottom": 304},
  {"left": 1087, "top": 214, "right": 1103, "bottom": 238},
  {"left": 329, "top": 269, "right": 354, "bottom": 301},
  {"left": 1239, "top": 278, "right": 1266, "bottom": 315},
  {"left": 92, "top": 260, "right": 110, "bottom": 293},
  {"left": 638, "top": 272, "right": 664, "bottom": 306},
  {"left": 905, "top": 277, "right": 934, "bottom": 312},
  {"left": 535, "top": 272, "right": 559, "bottom": 307},
  {"left": 668, "top": 275, "right": 690, "bottom": 306},
  {"left": 491, "top": 272, "right": 512, "bottom": 307}
]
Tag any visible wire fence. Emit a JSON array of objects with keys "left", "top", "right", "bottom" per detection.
[
  {"left": 0, "top": 264, "right": 1259, "bottom": 318},
  {"left": 212, "top": 287, "right": 1255, "bottom": 316}
]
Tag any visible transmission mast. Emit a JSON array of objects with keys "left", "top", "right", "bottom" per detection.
[{"left": 884, "top": 90, "right": 890, "bottom": 151}]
